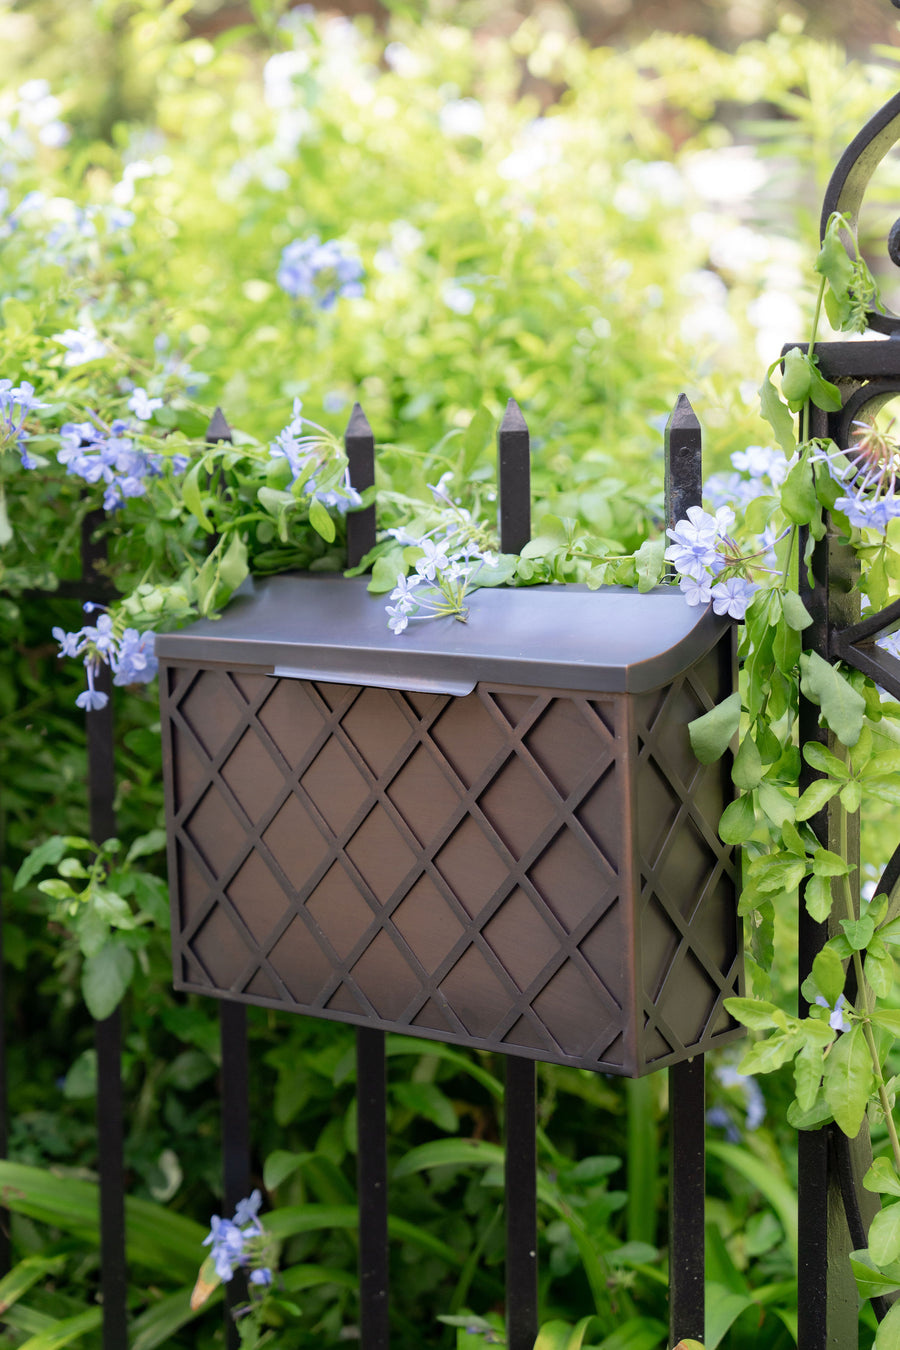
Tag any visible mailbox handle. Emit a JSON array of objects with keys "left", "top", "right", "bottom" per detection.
[{"left": 272, "top": 665, "right": 476, "bottom": 698}]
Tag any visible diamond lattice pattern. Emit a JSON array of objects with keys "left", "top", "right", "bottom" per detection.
[{"left": 166, "top": 654, "right": 738, "bottom": 1073}]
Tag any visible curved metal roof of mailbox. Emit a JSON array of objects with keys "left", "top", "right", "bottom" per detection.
[{"left": 155, "top": 574, "right": 730, "bottom": 696}]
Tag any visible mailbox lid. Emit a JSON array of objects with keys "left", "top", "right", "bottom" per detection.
[{"left": 156, "top": 574, "right": 729, "bottom": 695}]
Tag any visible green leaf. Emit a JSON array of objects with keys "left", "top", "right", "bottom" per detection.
[
  {"left": 811, "top": 945, "right": 845, "bottom": 1005},
  {"left": 688, "top": 692, "right": 741, "bottom": 764},
  {"left": 872, "top": 1010, "right": 900, "bottom": 1037},
  {"left": 14, "top": 836, "right": 84, "bottom": 891},
  {"left": 369, "top": 549, "right": 406, "bottom": 593},
  {"left": 794, "top": 1040, "right": 824, "bottom": 1112},
  {"left": 723, "top": 997, "right": 782, "bottom": 1030},
  {"left": 718, "top": 793, "right": 755, "bottom": 845},
  {"left": 840, "top": 781, "right": 863, "bottom": 813},
  {"left": 781, "top": 456, "right": 818, "bottom": 524},
  {"left": 807, "top": 363, "right": 843, "bottom": 413},
  {"left": 181, "top": 460, "right": 214, "bottom": 534},
  {"left": 773, "top": 618, "right": 801, "bottom": 673},
  {"left": 635, "top": 537, "right": 665, "bottom": 592},
  {"left": 802, "top": 741, "right": 850, "bottom": 780},
  {"left": 812, "top": 848, "right": 852, "bottom": 878},
  {"left": 124, "top": 829, "right": 168, "bottom": 865},
  {"left": 732, "top": 733, "right": 763, "bottom": 790},
  {"left": 816, "top": 219, "right": 855, "bottom": 298},
  {"left": 263, "top": 1149, "right": 308, "bottom": 1192},
  {"left": 0, "top": 1254, "right": 67, "bottom": 1316},
  {"left": 130, "top": 1285, "right": 222, "bottom": 1350},
  {"left": 16, "top": 1308, "right": 104, "bottom": 1350},
  {"left": 782, "top": 591, "right": 814, "bottom": 631},
  {"left": 392, "top": 1081, "right": 459, "bottom": 1133},
  {"left": 81, "top": 941, "right": 135, "bottom": 1020},
  {"left": 864, "top": 1158, "right": 900, "bottom": 1200},
  {"left": 840, "top": 915, "right": 876, "bottom": 951},
  {"left": 799, "top": 652, "right": 866, "bottom": 746},
  {"left": 866, "top": 943, "right": 895, "bottom": 998},
  {"left": 218, "top": 531, "right": 249, "bottom": 594},
  {"left": 794, "top": 778, "right": 841, "bottom": 821},
  {"left": 759, "top": 368, "right": 797, "bottom": 454},
  {"left": 597, "top": 1318, "right": 667, "bottom": 1350},
  {"left": 705, "top": 1281, "right": 757, "bottom": 1350},
  {"left": 309, "top": 497, "right": 336, "bottom": 543},
  {"left": 804, "top": 874, "right": 834, "bottom": 923},
  {"left": 870, "top": 1202, "right": 900, "bottom": 1267},
  {"left": 876, "top": 1298, "right": 900, "bottom": 1349},
  {"left": 781, "top": 347, "right": 813, "bottom": 411},
  {"left": 534, "top": 1315, "right": 603, "bottom": 1350},
  {"left": 850, "top": 1250, "right": 900, "bottom": 1302},
  {"left": 757, "top": 781, "right": 795, "bottom": 827},
  {"left": 823, "top": 1024, "right": 872, "bottom": 1138},
  {"left": 780, "top": 819, "right": 806, "bottom": 857}
]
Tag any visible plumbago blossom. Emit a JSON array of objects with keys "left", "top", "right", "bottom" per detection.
[
  {"left": 268, "top": 398, "right": 362, "bottom": 510},
  {"left": 0, "top": 379, "right": 47, "bottom": 468},
  {"left": 277, "top": 234, "right": 364, "bottom": 310},
  {"left": 386, "top": 475, "right": 497, "bottom": 633},
  {"left": 814, "top": 418, "right": 900, "bottom": 533},
  {"left": 815, "top": 993, "right": 852, "bottom": 1034},
  {"left": 664, "top": 504, "right": 768, "bottom": 620},
  {"left": 52, "top": 605, "right": 158, "bottom": 711},
  {"left": 703, "top": 442, "right": 790, "bottom": 510},
  {"left": 193, "top": 1191, "right": 277, "bottom": 1328},
  {"left": 58, "top": 414, "right": 186, "bottom": 512}
]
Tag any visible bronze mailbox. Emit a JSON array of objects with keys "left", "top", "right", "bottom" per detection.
[{"left": 157, "top": 573, "right": 742, "bottom": 1076}]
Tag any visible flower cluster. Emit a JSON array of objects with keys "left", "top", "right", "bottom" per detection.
[
  {"left": 52, "top": 326, "right": 109, "bottom": 367},
  {"left": 816, "top": 420, "right": 900, "bottom": 533},
  {"left": 58, "top": 415, "right": 185, "bottom": 512},
  {"left": 665, "top": 504, "right": 761, "bottom": 619},
  {"left": 0, "top": 379, "right": 47, "bottom": 468},
  {"left": 52, "top": 606, "right": 158, "bottom": 711},
  {"left": 386, "top": 475, "right": 499, "bottom": 633},
  {"left": 268, "top": 398, "right": 362, "bottom": 509},
  {"left": 277, "top": 234, "right": 364, "bottom": 310},
  {"left": 703, "top": 443, "right": 789, "bottom": 510},
  {"left": 202, "top": 1190, "right": 273, "bottom": 1288}
]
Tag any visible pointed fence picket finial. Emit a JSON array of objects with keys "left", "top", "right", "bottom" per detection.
[
  {"left": 498, "top": 397, "right": 531, "bottom": 555},
  {"left": 664, "top": 394, "right": 702, "bottom": 533},
  {"left": 206, "top": 406, "right": 233, "bottom": 444},
  {"left": 345, "top": 402, "right": 376, "bottom": 570}
]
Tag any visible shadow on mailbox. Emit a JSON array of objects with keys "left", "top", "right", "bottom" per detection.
[{"left": 157, "top": 395, "right": 743, "bottom": 1077}]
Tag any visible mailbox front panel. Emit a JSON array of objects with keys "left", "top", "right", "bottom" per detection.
[{"left": 161, "top": 645, "right": 740, "bottom": 1075}]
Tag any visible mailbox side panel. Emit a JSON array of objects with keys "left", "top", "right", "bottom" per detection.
[
  {"left": 632, "top": 626, "right": 744, "bottom": 1074},
  {"left": 160, "top": 660, "right": 650, "bottom": 1073}
]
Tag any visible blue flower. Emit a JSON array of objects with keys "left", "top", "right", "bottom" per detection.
[
  {"left": 112, "top": 629, "right": 157, "bottom": 686},
  {"left": 52, "top": 327, "right": 108, "bottom": 366},
  {"left": 233, "top": 1190, "right": 263, "bottom": 1228},
  {"left": 710, "top": 575, "right": 758, "bottom": 620},
  {"left": 277, "top": 235, "right": 364, "bottom": 309},
  {"left": 202, "top": 1194, "right": 274, "bottom": 1290},
  {"left": 127, "top": 387, "right": 163, "bottom": 421},
  {"left": 816, "top": 993, "right": 851, "bottom": 1033}
]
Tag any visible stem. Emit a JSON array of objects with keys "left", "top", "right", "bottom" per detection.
[
  {"left": 778, "top": 525, "right": 798, "bottom": 594},
  {"left": 801, "top": 274, "right": 828, "bottom": 446}
]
